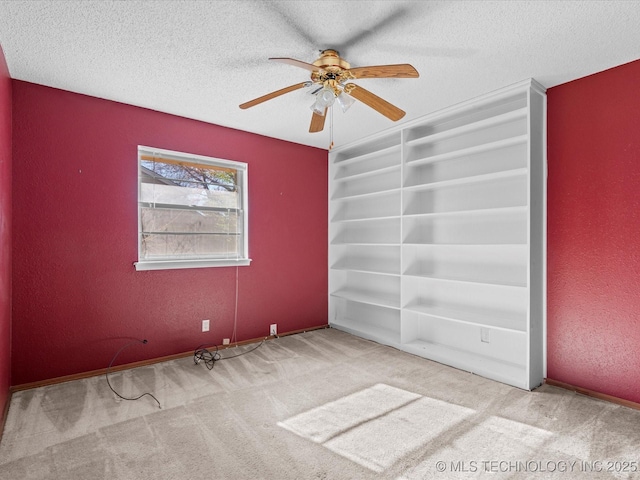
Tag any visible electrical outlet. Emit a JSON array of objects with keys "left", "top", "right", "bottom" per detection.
[
  {"left": 480, "top": 327, "right": 490, "bottom": 343},
  {"left": 222, "top": 338, "right": 230, "bottom": 345},
  {"left": 202, "top": 319, "right": 210, "bottom": 332},
  {"left": 270, "top": 324, "right": 277, "bottom": 336}
]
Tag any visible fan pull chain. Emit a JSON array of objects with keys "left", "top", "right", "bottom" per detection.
[{"left": 329, "top": 106, "right": 334, "bottom": 150}]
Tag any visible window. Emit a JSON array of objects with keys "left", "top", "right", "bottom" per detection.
[{"left": 134, "top": 146, "right": 250, "bottom": 271}]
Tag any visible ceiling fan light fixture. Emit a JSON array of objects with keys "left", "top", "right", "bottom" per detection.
[
  {"left": 336, "top": 91, "right": 355, "bottom": 113},
  {"left": 310, "top": 100, "right": 326, "bottom": 116},
  {"left": 310, "top": 86, "right": 337, "bottom": 115},
  {"left": 319, "top": 86, "right": 336, "bottom": 106}
]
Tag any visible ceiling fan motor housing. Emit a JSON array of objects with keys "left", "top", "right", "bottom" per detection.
[
  {"left": 313, "top": 49, "right": 350, "bottom": 71},
  {"left": 311, "top": 50, "right": 353, "bottom": 96}
]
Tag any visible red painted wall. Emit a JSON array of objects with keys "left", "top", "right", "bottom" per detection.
[
  {"left": 547, "top": 58, "right": 640, "bottom": 404},
  {"left": 11, "top": 81, "right": 328, "bottom": 385},
  {"left": 0, "top": 45, "right": 12, "bottom": 419}
]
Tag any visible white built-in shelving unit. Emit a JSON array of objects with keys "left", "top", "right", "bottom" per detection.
[{"left": 329, "top": 79, "right": 546, "bottom": 390}]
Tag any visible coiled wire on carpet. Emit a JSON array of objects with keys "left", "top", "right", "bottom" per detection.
[
  {"left": 106, "top": 339, "right": 161, "bottom": 409},
  {"left": 194, "top": 339, "right": 265, "bottom": 370}
]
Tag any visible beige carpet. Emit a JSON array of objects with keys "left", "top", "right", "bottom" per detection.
[{"left": 1, "top": 328, "right": 639, "bottom": 479}]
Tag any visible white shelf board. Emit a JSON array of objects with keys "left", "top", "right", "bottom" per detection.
[
  {"left": 333, "top": 143, "right": 401, "bottom": 165},
  {"left": 402, "top": 242, "right": 527, "bottom": 249},
  {"left": 333, "top": 164, "right": 400, "bottom": 182},
  {"left": 330, "top": 290, "right": 401, "bottom": 309},
  {"left": 330, "top": 320, "right": 401, "bottom": 346},
  {"left": 402, "top": 272, "right": 527, "bottom": 288},
  {"left": 331, "top": 186, "right": 401, "bottom": 201},
  {"left": 401, "top": 243, "right": 527, "bottom": 250},
  {"left": 406, "top": 134, "right": 528, "bottom": 167},
  {"left": 401, "top": 205, "right": 527, "bottom": 220},
  {"left": 402, "top": 340, "right": 528, "bottom": 390},
  {"left": 405, "top": 107, "right": 528, "bottom": 147},
  {"left": 331, "top": 266, "right": 400, "bottom": 277},
  {"left": 402, "top": 242, "right": 526, "bottom": 248},
  {"left": 403, "top": 167, "right": 528, "bottom": 193},
  {"left": 403, "top": 302, "right": 527, "bottom": 333},
  {"left": 331, "top": 241, "right": 401, "bottom": 247},
  {"left": 331, "top": 214, "right": 401, "bottom": 223}
]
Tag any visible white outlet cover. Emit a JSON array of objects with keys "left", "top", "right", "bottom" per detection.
[
  {"left": 202, "top": 319, "right": 210, "bottom": 332},
  {"left": 480, "top": 328, "right": 490, "bottom": 343}
]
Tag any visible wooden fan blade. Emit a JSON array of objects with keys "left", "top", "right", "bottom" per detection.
[
  {"left": 347, "top": 64, "right": 419, "bottom": 79},
  {"left": 270, "top": 57, "right": 324, "bottom": 72},
  {"left": 345, "top": 84, "right": 406, "bottom": 121},
  {"left": 239, "top": 82, "right": 309, "bottom": 109},
  {"left": 309, "top": 108, "right": 327, "bottom": 133}
]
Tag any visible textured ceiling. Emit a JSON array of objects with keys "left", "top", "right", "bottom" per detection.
[{"left": 1, "top": 0, "right": 639, "bottom": 150}]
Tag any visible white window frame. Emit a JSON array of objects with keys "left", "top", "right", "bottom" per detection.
[{"left": 134, "top": 146, "right": 251, "bottom": 271}]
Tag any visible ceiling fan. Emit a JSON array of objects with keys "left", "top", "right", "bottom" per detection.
[{"left": 239, "top": 49, "right": 419, "bottom": 133}]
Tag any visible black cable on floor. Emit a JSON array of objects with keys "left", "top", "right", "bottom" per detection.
[
  {"left": 106, "top": 339, "right": 161, "bottom": 409},
  {"left": 194, "top": 343, "right": 221, "bottom": 370},
  {"left": 194, "top": 339, "right": 265, "bottom": 369}
]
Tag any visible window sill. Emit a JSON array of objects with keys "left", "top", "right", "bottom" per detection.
[{"left": 134, "top": 258, "right": 252, "bottom": 271}]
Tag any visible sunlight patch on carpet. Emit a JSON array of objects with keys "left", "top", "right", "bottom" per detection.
[
  {"left": 278, "top": 383, "right": 475, "bottom": 473},
  {"left": 397, "top": 415, "right": 555, "bottom": 479},
  {"left": 278, "top": 384, "right": 420, "bottom": 443}
]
